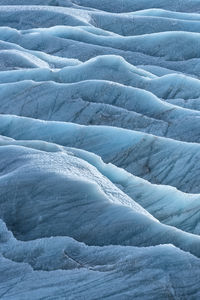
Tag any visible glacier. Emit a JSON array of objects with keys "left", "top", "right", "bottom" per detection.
[{"left": 1, "top": 0, "right": 200, "bottom": 299}]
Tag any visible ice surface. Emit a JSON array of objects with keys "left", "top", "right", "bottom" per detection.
[
  {"left": 2, "top": 140, "right": 200, "bottom": 256},
  {"left": 1, "top": 0, "right": 200, "bottom": 299},
  {"left": 1, "top": 218, "right": 200, "bottom": 299},
  {"left": 1, "top": 72, "right": 200, "bottom": 142},
  {"left": 1, "top": 114, "right": 200, "bottom": 193}
]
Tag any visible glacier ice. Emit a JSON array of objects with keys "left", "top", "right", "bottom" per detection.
[
  {"left": 1, "top": 218, "right": 200, "bottom": 299},
  {"left": 1, "top": 0, "right": 200, "bottom": 299},
  {"left": 1, "top": 114, "right": 200, "bottom": 193}
]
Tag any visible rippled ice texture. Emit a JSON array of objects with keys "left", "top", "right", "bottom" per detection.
[{"left": 1, "top": 0, "right": 200, "bottom": 299}]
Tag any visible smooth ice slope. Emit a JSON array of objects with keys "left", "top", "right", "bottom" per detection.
[
  {"left": 2, "top": 140, "right": 200, "bottom": 258},
  {"left": 1, "top": 136, "right": 200, "bottom": 235}
]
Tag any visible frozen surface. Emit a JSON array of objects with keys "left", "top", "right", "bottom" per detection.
[
  {"left": 1, "top": 114, "right": 200, "bottom": 193},
  {"left": 1, "top": 218, "right": 200, "bottom": 300},
  {"left": 1, "top": 0, "right": 200, "bottom": 299}
]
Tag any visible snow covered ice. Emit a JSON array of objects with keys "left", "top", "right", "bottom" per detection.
[{"left": 1, "top": 0, "right": 200, "bottom": 299}]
